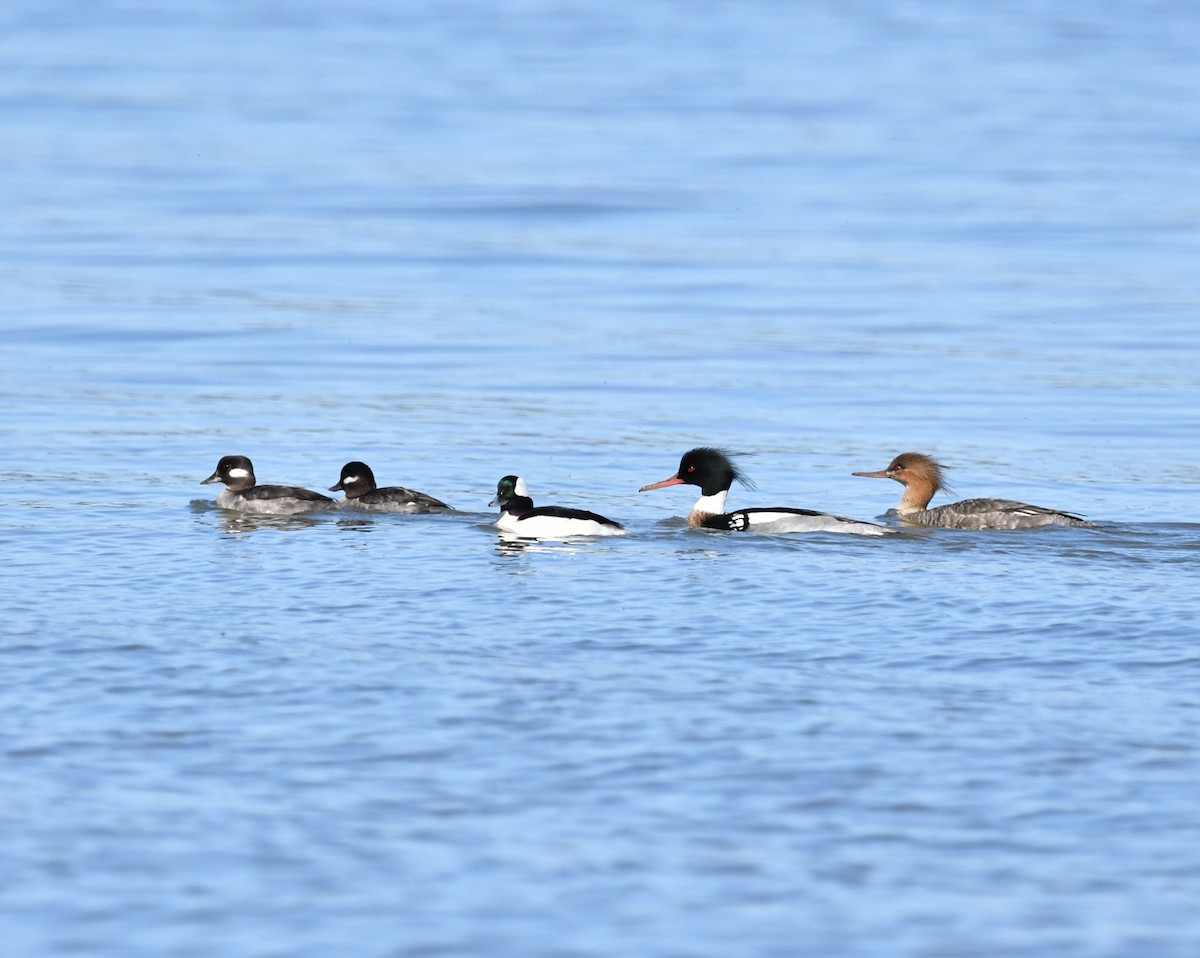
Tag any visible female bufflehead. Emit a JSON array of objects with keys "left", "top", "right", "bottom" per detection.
[
  {"left": 640, "top": 447, "right": 890, "bottom": 536},
  {"left": 489, "top": 475, "right": 626, "bottom": 539},
  {"left": 853, "top": 452, "right": 1093, "bottom": 529},
  {"left": 202, "top": 455, "right": 335, "bottom": 515},
  {"left": 329, "top": 461, "right": 451, "bottom": 513}
]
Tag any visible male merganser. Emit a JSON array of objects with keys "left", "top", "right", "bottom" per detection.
[
  {"left": 639, "top": 447, "right": 891, "bottom": 536},
  {"left": 852, "top": 452, "right": 1092, "bottom": 529},
  {"left": 489, "top": 475, "right": 626, "bottom": 539},
  {"left": 202, "top": 455, "right": 335, "bottom": 515},
  {"left": 329, "top": 461, "right": 451, "bottom": 513}
]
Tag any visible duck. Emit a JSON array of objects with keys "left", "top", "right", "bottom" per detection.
[
  {"left": 852, "top": 452, "right": 1092, "bottom": 529},
  {"left": 201, "top": 455, "right": 335, "bottom": 515},
  {"left": 489, "top": 475, "right": 626, "bottom": 539},
  {"left": 639, "top": 447, "right": 891, "bottom": 536},
  {"left": 329, "top": 461, "right": 451, "bottom": 513}
]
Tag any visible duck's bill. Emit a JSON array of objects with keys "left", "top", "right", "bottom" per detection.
[{"left": 638, "top": 476, "right": 684, "bottom": 492}]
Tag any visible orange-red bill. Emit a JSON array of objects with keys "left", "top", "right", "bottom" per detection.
[
  {"left": 852, "top": 470, "right": 890, "bottom": 478},
  {"left": 639, "top": 476, "right": 685, "bottom": 492}
]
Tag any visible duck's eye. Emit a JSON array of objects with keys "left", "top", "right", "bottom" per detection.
[
  {"left": 686, "top": 465, "right": 695, "bottom": 473},
  {"left": 891, "top": 465, "right": 904, "bottom": 473}
]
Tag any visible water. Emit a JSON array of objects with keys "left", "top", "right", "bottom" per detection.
[{"left": 3, "top": 2, "right": 1199, "bottom": 956}]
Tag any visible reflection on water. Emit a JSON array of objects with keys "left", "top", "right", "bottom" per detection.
[
  {"left": 493, "top": 532, "right": 627, "bottom": 555},
  {"left": 216, "top": 513, "right": 329, "bottom": 535}
]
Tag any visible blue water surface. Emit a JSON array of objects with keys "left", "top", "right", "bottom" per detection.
[{"left": 2, "top": 2, "right": 1199, "bottom": 957}]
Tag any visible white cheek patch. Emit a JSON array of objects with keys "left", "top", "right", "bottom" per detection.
[
  {"left": 343, "top": 475, "right": 360, "bottom": 485},
  {"left": 513, "top": 477, "right": 530, "bottom": 496},
  {"left": 227, "top": 467, "right": 250, "bottom": 479}
]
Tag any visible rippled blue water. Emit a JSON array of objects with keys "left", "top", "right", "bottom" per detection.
[{"left": 4, "top": 2, "right": 1200, "bottom": 956}]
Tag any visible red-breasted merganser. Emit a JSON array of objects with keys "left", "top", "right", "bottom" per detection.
[
  {"left": 202, "top": 455, "right": 335, "bottom": 515},
  {"left": 330, "top": 461, "right": 452, "bottom": 513},
  {"left": 639, "top": 447, "right": 891, "bottom": 536},
  {"left": 853, "top": 452, "right": 1092, "bottom": 530},
  {"left": 490, "top": 475, "right": 626, "bottom": 539}
]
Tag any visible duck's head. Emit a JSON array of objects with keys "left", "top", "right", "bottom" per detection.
[
  {"left": 330, "top": 461, "right": 378, "bottom": 494},
  {"left": 489, "top": 475, "right": 531, "bottom": 508},
  {"left": 853, "top": 452, "right": 948, "bottom": 495},
  {"left": 202, "top": 455, "right": 256, "bottom": 491},
  {"left": 639, "top": 447, "right": 755, "bottom": 497}
]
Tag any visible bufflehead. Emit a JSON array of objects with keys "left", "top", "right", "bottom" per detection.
[
  {"left": 202, "top": 455, "right": 335, "bottom": 515},
  {"left": 489, "top": 475, "right": 626, "bottom": 539},
  {"left": 329, "top": 461, "right": 451, "bottom": 513}
]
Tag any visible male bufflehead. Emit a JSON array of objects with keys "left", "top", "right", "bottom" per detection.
[{"left": 489, "top": 475, "right": 626, "bottom": 539}]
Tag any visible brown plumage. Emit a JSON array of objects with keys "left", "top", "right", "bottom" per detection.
[{"left": 853, "top": 452, "right": 1092, "bottom": 530}]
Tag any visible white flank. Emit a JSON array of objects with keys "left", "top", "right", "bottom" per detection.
[
  {"left": 496, "top": 511, "right": 624, "bottom": 540},
  {"left": 740, "top": 510, "right": 890, "bottom": 536}
]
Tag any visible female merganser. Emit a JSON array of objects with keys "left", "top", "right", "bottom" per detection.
[
  {"left": 202, "top": 455, "right": 335, "bottom": 515},
  {"left": 329, "top": 461, "right": 451, "bottom": 513},
  {"left": 852, "top": 452, "right": 1092, "bottom": 529},
  {"left": 489, "top": 475, "right": 626, "bottom": 539},
  {"left": 639, "top": 447, "right": 891, "bottom": 536}
]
